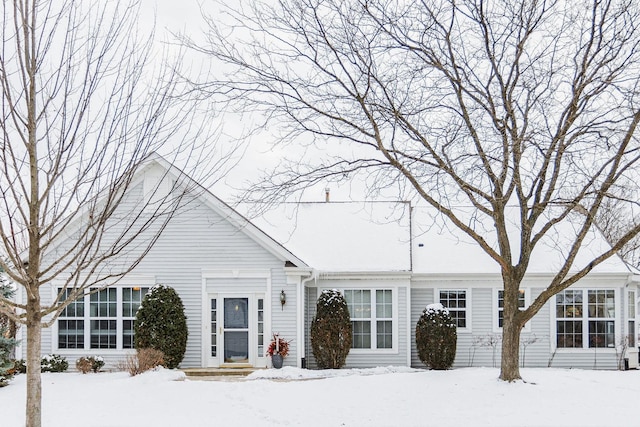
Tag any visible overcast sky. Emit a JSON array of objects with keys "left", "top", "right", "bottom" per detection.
[{"left": 135, "top": 1, "right": 373, "bottom": 206}]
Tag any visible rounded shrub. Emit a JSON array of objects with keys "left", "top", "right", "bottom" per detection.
[
  {"left": 134, "top": 285, "right": 188, "bottom": 369},
  {"left": 310, "top": 289, "right": 352, "bottom": 369},
  {"left": 41, "top": 354, "right": 69, "bottom": 372},
  {"left": 416, "top": 303, "right": 457, "bottom": 370}
]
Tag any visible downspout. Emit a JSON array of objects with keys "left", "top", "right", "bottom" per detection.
[{"left": 298, "top": 270, "right": 316, "bottom": 368}]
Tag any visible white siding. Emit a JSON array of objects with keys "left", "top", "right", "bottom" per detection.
[
  {"left": 33, "top": 187, "right": 291, "bottom": 369},
  {"left": 410, "top": 281, "right": 626, "bottom": 370},
  {"left": 305, "top": 280, "right": 410, "bottom": 369}
]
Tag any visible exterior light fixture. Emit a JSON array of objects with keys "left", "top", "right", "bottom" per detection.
[{"left": 280, "top": 290, "right": 286, "bottom": 310}]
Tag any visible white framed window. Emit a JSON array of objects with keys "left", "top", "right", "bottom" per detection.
[
  {"left": 58, "top": 289, "right": 85, "bottom": 349},
  {"left": 122, "top": 287, "right": 151, "bottom": 349},
  {"left": 439, "top": 290, "right": 468, "bottom": 329},
  {"left": 56, "top": 285, "right": 151, "bottom": 351},
  {"left": 497, "top": 289, "right": 526, "bottom": 328},
  {"left": 556, "top": 289, "right": 616, "bottom": 349},
  {"left": 344, "top": 289, "right": 394, "bottom": 350}
]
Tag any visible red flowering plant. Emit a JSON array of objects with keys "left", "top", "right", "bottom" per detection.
[{"left": 266, "top": 333, "right": 290, "bottom": 358}]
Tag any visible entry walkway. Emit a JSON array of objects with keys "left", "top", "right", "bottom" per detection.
[{"left": 181, "top": 367, "right": 259, "bottom": 380}]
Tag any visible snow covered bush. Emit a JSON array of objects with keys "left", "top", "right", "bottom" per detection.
[
  {"left": 416, "top": 303, "right": 457, "bottom": 370},
  {"left": 41, "top": 354, "right": 69, "bottom": 372},
  {"left": 311, "top": 289, "right": 352, "bottom": 369},
  {"left": 76, "top": 356, "right": 104, "bottom": 374},
  {"left": 134, "top": 285, "right": 188, "bottom": 369}
]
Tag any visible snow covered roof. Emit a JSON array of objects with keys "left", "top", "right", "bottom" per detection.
[
  {"left": 247, "top": 201, "right": 631, "bottom": 276},
  {"left": 411, "top": 206, "right": 632, "bottom": 275},
  {"left": 248, "top": 202, "right": 412, "bottom": 272}
]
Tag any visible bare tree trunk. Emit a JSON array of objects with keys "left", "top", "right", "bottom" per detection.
[
  {"left": 26, "top": 297, "right": 42, "bottom": 427},
  {"left": 500, "top": 317, "right": 522, "bottom": 381},
  {"left": 500, "top": 281, "right": 523, "bottom": 381}
]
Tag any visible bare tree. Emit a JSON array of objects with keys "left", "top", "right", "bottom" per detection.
[
  {"left": 0, "top": 1, "right": 233, "bottom": 426},
  {"left": 186, "top": 0, "right": 640, "bottom": 382},
  {"left": 596, "top": 187, "right": 640, "bottom": 266}
]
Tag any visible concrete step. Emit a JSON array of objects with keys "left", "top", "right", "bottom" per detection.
[{"left": 182, "top": 367, "right": 259, "bottom": 377}]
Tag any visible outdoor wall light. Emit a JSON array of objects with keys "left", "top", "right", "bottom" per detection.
[{"left": 280, "top": 290, "right": 286, "bottom": 310}]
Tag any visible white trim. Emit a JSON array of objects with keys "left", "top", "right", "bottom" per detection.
[
  {"left": 202, "top": 269, "right": 271, "bottom": 279},
  {"left": 406, "top": 284, "right": 412, "bottom": 367},
  {"left": 201, "top": 276, "right": 207, "bottom": 367}
]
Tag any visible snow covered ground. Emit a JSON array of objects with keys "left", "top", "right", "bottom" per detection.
[{"left": 3, "top": 366, "right": 640, "bottom": 426}]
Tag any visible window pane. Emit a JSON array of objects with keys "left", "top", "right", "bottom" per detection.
[
  {"left": 58, "top": 320, "right": 84, "bottom": 349},
  {"left": 91, "top": 288, "right": 117, "bottom": 318},
  {"left": 123, "top": 319, "right": 134, "bottom": 349},
  {"left": 211, "top": 299, "right": 217, "bottom": 357},
  {"left": 345, "top": 290, "right": 371, "bottom": 319},
  {"left": 556, "top": 290, "right": 583, "bottom": 318},
  {"left": 589, "top": 320, "right": 614, "bottom": 348},
  {"left": 90, "top": 320, "right": 117, "bottom": 349},
  {"left": 588, "top": 290, "right": 615, "bottom": 318},
  {"left": 376, "top": 320, "right": 392, "bottom": 349},
  {"left": 224, "top": 298, "right": 249, "bottom": 328},
  {"left": 352, "top": 320, "right": 371, "bottom": 349},
  {"left": 376, "top": 290, "right": 392, "bottom": 318},
  {"left": 257, "top": 298, "right": 264, "bottom": 356},
  {"left": 59, "top": 289, "right": 84, "bottom": 318},
  {"left": 122, "top": 287, "right": 149, "bottom": 317},
  {"left": 557, "top": 320, "right": 582, "bottom": 348}
]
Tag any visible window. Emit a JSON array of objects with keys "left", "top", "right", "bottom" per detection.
[
  {"left": 58, "top": 289, "right": 84, "bottom": 349},
  {"left": 497, "top": 289, "right": 525, "bottom": 328},
  {"left": 344, "top": 289, "right": 393, "bottom": 350},
  {"left": 440, "top": 290, "right": 467, "bottom": 328},
  {"left": 56, "top": 286, "right": 151, "bottom": 350},
  {"left": 556, "top": 290, "right": 583, "bottom": 348},
  {"left": 257, "top": 298, "right": 264, "bottom": 356},
  {"left": 122, "top": 287, "right": 150, "bottom": 349},
  {"left": 211, "top": 299, "right": 218, "bottom": 357},
  {"left": 90, "top": 288, "right": 117, "bottom": 349},
  {"left": 556, "top": 289, "right": 616, "bottom": 349}
]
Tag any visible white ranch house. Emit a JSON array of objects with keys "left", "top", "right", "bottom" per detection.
[{"left": 16, "top": 155, "right": 640, "bottom": 370}]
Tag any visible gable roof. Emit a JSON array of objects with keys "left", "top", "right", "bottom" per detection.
[
  {"left": 68, "top": 153, "right": 632, "bottom": 277},
  {"left": 56, "top": 153, "right": 309, "bottom": 269}
]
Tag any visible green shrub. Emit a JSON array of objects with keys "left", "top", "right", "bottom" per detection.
[
  {"left": 416, "top": 303, "right": 457, "bottom": 370},
  {"left": 310, "top": 289, "right": 352, "bottom": 369},
  {"left": 41, "top": 354, "right": 69, "bottom": 372},
  {"left": 134, "top": 285, "right": 188, "bottom": 369},
  {"left": 76, "top": 356, "right": 105, "bottom": 374}
]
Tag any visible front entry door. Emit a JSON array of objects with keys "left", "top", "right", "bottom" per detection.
[
  {"left": 222, "top": 297, "right": 249, "bottom": 364},
  {"left": 207, "top": 294, "right": 266, "bottom": 368}
]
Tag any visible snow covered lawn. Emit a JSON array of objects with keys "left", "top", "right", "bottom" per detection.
[{"left": 3, "top": 366, "right": 640, "bottom": 426}]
